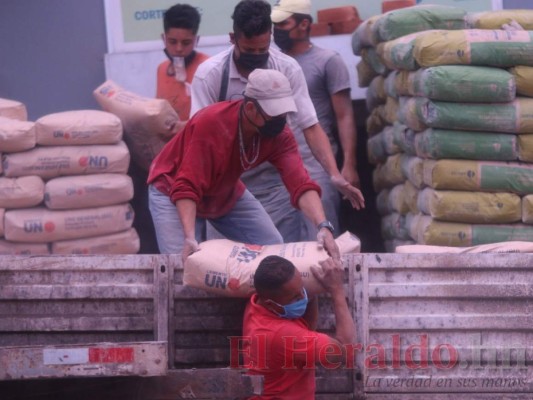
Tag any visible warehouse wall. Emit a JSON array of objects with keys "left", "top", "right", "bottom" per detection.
[{"left": 0, "top": 0, "right": 107, "bottom": 121}]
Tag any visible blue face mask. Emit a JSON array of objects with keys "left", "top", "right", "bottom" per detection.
[{"left": 270, "top": 288, "right": 308, "bottom": 319}]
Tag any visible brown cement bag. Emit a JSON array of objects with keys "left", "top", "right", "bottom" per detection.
[
  {"left": 44, "top": 174, "right": 133, "bottom": 210},
  {"left": 522, "top": 195, "right": 533, "bottom": 224},
  {"left": 417, "top": 188, "right": 521, "bottom": 224},
  {"left": 183, "top": 231, "right": 361, "bottom": 297},
  {"left": 0, "top": 116, "right": 36, "bottom": 153},
  {"left": 0, "top": 98, "right": 27, "bottom": 121},
  {"left": 518, "top": 134, "right": 533, "bottom": 163},
  {"left": 0, "top": 176, "right": 45, "bottom": 209},
  {"left": 510, "top": 66, "right": 533, "bottom": 97},
  {"left": 51, "top": 228, "right": 140, "bottom": 254},
  {"left": 4, "top": 203, "right": 134, "bottom": 243},
  {"left": 35, "top": 110, "right": 123, "bottom": 146},
  {"left": 0, "top": 209, "right": 4, "bottom": 237},
  {"left": 423, "top": 159, "right": 533, "bottom": 195},
  {"left": 0, "top": 240, "right": 49, "bottom": 255},
  {"left": 467, "top": 10, "right": 533, "bottom": 30},
  {"left": 2, "top": 141, "right": 130, "bottom": 179},
  {"left": 396, "top": 241, "right": 533, "bottom": 253},
  {"left": 93, "top": 80, "right": 179, "bottom": 171}
]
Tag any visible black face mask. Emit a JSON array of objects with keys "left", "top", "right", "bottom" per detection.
[
  {"left": 273, "top": 27, "right": 294, "bottom": 52},
  {"left": 258, "top": 115, "right": 287, "bottom": 137},
  {"left": 235, "top": 50, "right": 269, "bottom": 71}
]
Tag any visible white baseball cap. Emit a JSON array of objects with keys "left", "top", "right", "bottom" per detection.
[
  {"left": 244, "top": 69, "right": 297, "bottom": 116},
  {"left": 271, "top": 0, "right": 312, "bottom": 24}
]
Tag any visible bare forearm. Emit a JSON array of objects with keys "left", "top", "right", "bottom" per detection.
[
  {"left": 303, "top": 124, "right": 342, "bottom": 178},
  {"left": 175, "top": 199, "right": 196, "bottom": 240},
  {"left": 297, "top": 190, "right": 326, "bottom": 226},
  {"left": 331, "top": 289, "right": 356, "bottom": 344}
]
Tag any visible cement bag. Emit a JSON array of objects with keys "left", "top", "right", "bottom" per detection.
[
  {"left": 509, "top": 66, "right": 533, "bottom": 97},
  {"left": 397, "top": 97, "right": 427, "bottom": 132},
  {"left": 183, "top": 231, "right": 361, "bottom": 297},
  {"left": 0, "top": 116, "right": 36, "bottom": 153},
  {"left": 381, "top": 212, "right": 410, "bottom": 240},
  {"left": 392, "top": 123, "right": 416, "bottom": 155},
  {"left": 376, "top": 189, "right": 392, "bottom": 216},
  {"left": 396, "top": 241, "right": 533, "bottom": 253},
  {"left": 389, "top": 183, "right": 409, "bottom": 214},
  {"left": 416, "top": 216, "right": 533, "bottom": 246},
  {"left": 361, "top": 47, "right": 388, "bottom": 75},
  {"left": 0, "top": 98, "right": 27, "bottom": 121},
  {"left": 44, "top": 174, "right": 133, "bottom": 210},
  {"left": 352, "top": 15, "right": 382, "bottom": 54},
  {"left": 51, "top": 228, "right": 140, "bottom": 255},
  {"left": 374, "top": 5, "right": 467, "bottom": 42},
  {"left": 423, "top": 159, "right": 533, "bottom": 195},
  {"left": 418, "top": 98, "right": 533, "bottom": 134},
  {"left": 467, "top": 10, "right": 533, "bottom": 30},
  {"left": 403, "top": 180, "right": 419, "bottom": 213},
  {"left": 384, "top": 70, "right": 413, "bottom": 98},
  {"left": 414, "top": 30, "right": 533, "bottom": 68},
  {"left": 357, "top": 59, "right": 378, "bottom": 88},
  {"left": 405, "top": 212, "right": 424, "bottom": 241},
  {"left": 385, "top": 239, "right": 416, "bottom": 253},
  {"left": 522, "top": 195, "right": 533, "bottom": 224},
  {"left": 382, "top": 125, "right": 401, "bottom": 155},
  {"left": 401, "top": 155, "right": 424, "bottom": 188},
  {"left": 366, "top": 107, "right": 387, "bottom": 135},
  {"left": 417, "top": 188, "right": 521, "bottom": 224},
  {"left": 412, "top": 66, "right": 515, "bottom": 103},
  {"left": 0, "top": 240, "right": 49, "bottom": 255},
  {"left": 414, "top": 129, "right": 517, "bottom": 161},
  {"left": 93, "top": 80, "right": 179, "bottom": 171},
  {"left": 378, "top": 32, "right": 422, "bottom": 71},
  {"left": 367, "top": 131, "right": 387, "bottom": 165},
  {"left": 366, "top": 76, "right": 387, "bottom": 112},
  {"left": 518, "top": 134, "right": 533, "bottom": 163},
  {"left": 0, "top": 176, "right": 45, "bottom": 209},
  {"left": 35, "top": 110, "right": 123, "bottom": 146},
  {"left": 2, "top": 141, "right": 130, "bottom": 179},
  {"left": 376, "top": 154, "right": 406, "bottom": 190},
  {"left": 383, "top": 97, "right": 399, "bottom": 125},
  {"left": 0, "top": 208, "right": 4, "bottom": 237},
  {"left": 4, "top": 203, "right": 134, "bottom": 243}
]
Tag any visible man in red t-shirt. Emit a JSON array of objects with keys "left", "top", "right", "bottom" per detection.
[{"left": 242, "top": 256, "right": 356, "bottom": 399}]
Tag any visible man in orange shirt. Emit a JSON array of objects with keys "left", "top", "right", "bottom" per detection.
[{"left": 157, "top": 4, "right": 209, "bottom": 137}]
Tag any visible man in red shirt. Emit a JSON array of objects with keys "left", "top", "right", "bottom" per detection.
[
  {"left": 148, "top": 69, "right": 340, "bottom": 262},
  {"left": 242, "top": 255, "right": 356, "bottom": 399}
]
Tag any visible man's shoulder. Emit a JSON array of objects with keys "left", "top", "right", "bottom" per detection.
[
  {"left": 268, "top": 47, "right": 303, "bottom": 72},
  {"left": 194, "top": 48, "right": 231, "bottom": 80}
]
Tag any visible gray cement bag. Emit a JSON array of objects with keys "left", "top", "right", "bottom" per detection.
[
  {"left": 35, "top": 110, "right": 123, "bottom": 146},
  {"left": 0, "top": 116, "right": 36, "bottom": 153},
  {"left": 0, "top": 239, "right": 49, "bottom": 255},
  {"left": 51, "top": 228, "right": 140, "bottom": 254},
  {"left": 2, "top": 141, "right": 130, "bottom": 179},
  {"left": 183, "top": 232, "right": 361, "bottom": 297},
  {"left": 0, "top": 176, "right": 45, "bottom": 209},
  {"left": 4, "top": 203, "right": 134, "bottom": 243},
  {"left": 0, "top": 98, "right": 27, "bottom": 121},
  {"left": 44, "top": 174, "right": 133, "bottom": 210}
]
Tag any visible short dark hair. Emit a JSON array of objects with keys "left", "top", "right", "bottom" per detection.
[
  {"left": 232, "top": 0, "right": 272, "bottom": 39},
  {"left": 163, "top": 4, "right": 201, "bottom": 34},
  {"left": 254, "top": 256, "right": 295, "bottom": 296}
]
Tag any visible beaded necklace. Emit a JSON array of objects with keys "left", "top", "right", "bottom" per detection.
[{"left": 238, "top": 108, "right": 261, "bottom": 170}]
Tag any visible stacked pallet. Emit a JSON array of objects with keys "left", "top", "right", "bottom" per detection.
[
  {"left": 0, "top": 98, "right": 139, "bottom": 255},
  {"left": 353, "top": 6, "right": 533, "bottom": 250}
]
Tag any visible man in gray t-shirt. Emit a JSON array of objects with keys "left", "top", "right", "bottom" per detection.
[{"left": 271, "top": 0, "right": 360, "bottom": 239}]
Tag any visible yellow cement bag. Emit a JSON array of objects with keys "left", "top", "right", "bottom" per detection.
[
  {"left": 0, "top": 98, "right": 27, "bottom": 121},
  {"left": 366, "top": 107, "right": 387, "bottom": 136},
  {"left": 375, "top": 154, "right": 406, "bottom": 191},
  {"left": 522, "top": 195, "right": 533, "bottom": 224},
  {"left": 416, "top": 215, "right": 533, "bottom": 246},
  {"left": 405, "top": 212, "right": 424, "bottom": 242},
  {"left": 417, "top": 188, "right": 521, "bottom": 224},
  {"left": 35, "top": 110, "right": 123, "bottom": 146},
  {"left": 0, "top": 176, "right": 45, "bottom": 209},
  {"left": 44, "top": 174, "right": 134, "bottom": 210},
  {"left": 183, "top": 231, "right": 361, "bottom": 297},
  {"left": 93, "top": 80, "right": 179, "bottom": 171},
  {"left": 401, "top": 156, "right": 424, "bottom": 188},
  {"left": 357, "top": 59, "right": 378, "bottom": 88},
  {"left": 4, "top": 203, "right": 134, "bottom": 243},
  {"left": 423, "top": 159, "right": 533, "bottom": 195},
  {"left": 510, "top": 66, "right": 533, "bottom": 97},
  {"left": 467, "top": 10, "right": 533, "bottom": 30},
  {"left": 51, "top": 228, "right": 140, "bottom": 255},
  {"left": 0, "top": 209, "right": 4, "bottom": 237},
  {"left": 0, "top": 240, "right": 49, "bottom": 255},
  {"left": 414, "top": 29, "right": 533, "bottom": 68},
  {"left": 403, "top": 180, "right": 419, "bottom": 214},
  {"left": 518, "top": 134, "right": 533, "bottom": 163},
  {"left": 396, "top": 241, "right": 533, "bottom": 253},
  {"left": 2, "top": 141, "right": 130, "bottom": 179},
  {"left": 0, "top": 116, "right": 36, "bottom": 153}
]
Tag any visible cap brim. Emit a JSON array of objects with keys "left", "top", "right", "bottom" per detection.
[
  {"left": 271, "top": 9, "right": 293, "bottom": 23},
  {"left": 258, "top": 96, "right": 297, "bottom": 117}
]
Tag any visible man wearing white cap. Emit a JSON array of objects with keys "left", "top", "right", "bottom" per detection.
[
  {"left": 148, "top": 69, "right": 340, "bottom": 262},
  {"left": 271, "top": 0, "right": 360, "bottom": 241},
  {"left": 190, "top": 0, "right": 364, "bottom": 244}
]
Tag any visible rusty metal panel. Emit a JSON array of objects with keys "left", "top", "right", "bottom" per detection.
[
  {"left": 0, "top": 342, "right": 167, "bottom": 379},
  {"left": 356, "top": 253, "right": 533, "bottom": 396}
]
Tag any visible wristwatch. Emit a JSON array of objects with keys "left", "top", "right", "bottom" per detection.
[{"left": 317, "top": 220, "right": 334, "bottom": 234}]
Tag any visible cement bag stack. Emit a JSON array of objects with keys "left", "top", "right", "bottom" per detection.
[
  {"left": 1, "top": 107, "right": 139, "bottom": 254},
  {"left": 352, "top": 5, "right": 469, "bottom": 251}
]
